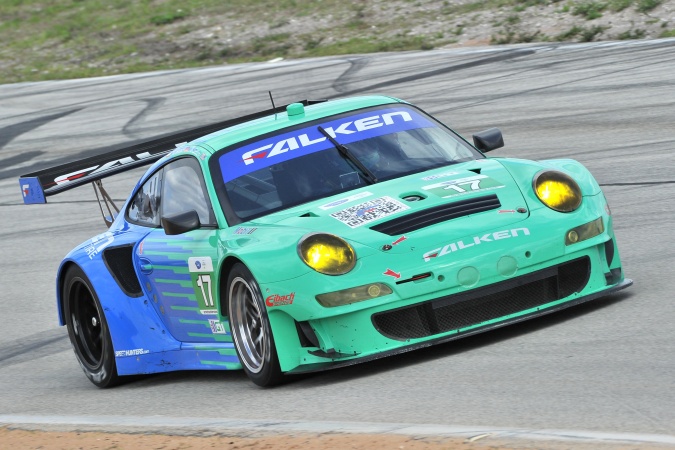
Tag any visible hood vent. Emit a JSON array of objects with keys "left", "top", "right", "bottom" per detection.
[{"left": 371, "top": 194, "right": 501, "bottom": 236}]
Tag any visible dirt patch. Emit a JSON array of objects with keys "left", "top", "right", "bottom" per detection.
[
  {"left": 2, "top": 427, "right": 674, "bottom": 450},
  {"left": 0, "top": 428, "right": 507, "bottom": 450}
]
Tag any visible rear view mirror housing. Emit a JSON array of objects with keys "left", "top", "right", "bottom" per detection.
[
  {"left": 472, "top": 128, "right": 504, "bottom": 153},
  {"left": 161, "top": 210, "right": 201, "bottom": 235}
]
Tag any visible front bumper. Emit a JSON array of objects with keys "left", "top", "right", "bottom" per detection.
[
  {"left": 266, "top": 239, "right": 630, "bottom": 373},
  {"left": 290, "top": 268, "right": 632, "bottom": 374}
]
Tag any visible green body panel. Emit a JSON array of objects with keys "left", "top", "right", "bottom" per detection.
[
  {"left": 258, "top": 190, "right": 621, "bottom": 372},
  {"left": 214, "top": 158, "right": 620, "bottom": 373}
]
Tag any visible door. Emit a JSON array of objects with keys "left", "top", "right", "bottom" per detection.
[{"left": 134, "top": 157, "right": 228, "bottom": 343}]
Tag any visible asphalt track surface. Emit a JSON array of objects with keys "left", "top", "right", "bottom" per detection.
[{"left": 1, "top": 39, "right": 675, "bottom": 445}]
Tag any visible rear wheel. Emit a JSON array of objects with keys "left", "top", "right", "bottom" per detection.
[
  {"left": 227, "top": 263, "right": 282, "bottom": 387},
  {"left": 63, "top": 265, "right": 120, "bottom": 388}
]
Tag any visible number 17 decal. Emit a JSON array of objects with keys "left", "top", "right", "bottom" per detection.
[
  {"left": 196, "top": 274, "right": 214, "bottom": 307},
  {"left": 422, "top": 174, "right": 505, "bottom": 198},
  {"left": 443, "top": 178, "right": 482, "bottom": 192}
]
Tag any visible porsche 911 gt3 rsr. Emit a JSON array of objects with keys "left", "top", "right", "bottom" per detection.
[{"left": 19, "top": 95, "right": 631, "bottom": 387}]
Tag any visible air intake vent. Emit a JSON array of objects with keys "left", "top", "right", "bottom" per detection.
[
  {"left": 373, "top": 257, "right": 591, "bottom": 341},
  {"left": 371, "top": 194, "right": 501, "bottom": 236},
  {"left": 103, "top": 244, "right": 143, "bottom": 297}
]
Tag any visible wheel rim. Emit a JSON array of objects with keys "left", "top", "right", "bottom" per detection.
[
  {"left": 229, "top": 276, "right": 268, "bottom": 374},
  {"left": 69, "top": 281, "right": 104, "bottom": 368}
]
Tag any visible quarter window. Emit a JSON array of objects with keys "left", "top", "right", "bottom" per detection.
[{"left": 127, "top": 170, "right": 162, "bottom": 227}]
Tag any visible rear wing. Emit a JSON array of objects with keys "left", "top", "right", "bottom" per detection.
[{"left": 18, "top": 99, "right": 326, "bottom": 205}]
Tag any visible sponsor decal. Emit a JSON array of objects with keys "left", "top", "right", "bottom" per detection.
[
  {"left": 422, "top": 174, "right": 504, "bottom": 198},
  {"left": 234, "top": 227, "right": 257, "bottom": 235},
  {"left": 209, "top": 319, "right": 227, "bottom": 334},
  {"left": 498, "top": 209, "right": 516, "bottom": 214},
  {"left": 383, "top": 269, "right": 401, "bottom": 279},
  {"left": 84, "top": 231, "right": 114, "bottom": 260},
  {"left": 51, "top": 150, "right": 167, "bottom": 187},
  {"left": 21, "top": 184, "right": 30, "bottom": 197},
  {"left": 319, "top": 191, "right": 373, "bottom": 210},
  {"left": 195, "top": 274, "right": 215, "bottom": 308},
  {"left": 200, "top": 309, "right": 218, "bottom": 315},
  {"left": 188, "top": 256, "right": 214, "bottom": 273},
  {"left": 138, "top": 241, "right": 144, "bottom": 255},
  {"left": 266, "top": 292, "right": 295, "bottom": 307},
  {"left": 421, "top": 171, "right": 459, "bottom": 181},
  {"left": 115, "top": 348, "right": 150, "bottom": 357},
  {"left": 423, "top": 228, "right": 530, "bottom": 262},
  {"left": 218, "top": 107, "right": 435, "bottom": 183},
  {"left": 331, "top": 196, "right": 409, "bottom": 228},
  {"left": 392, "top": 235, "right": 407, "bottom": 246}
]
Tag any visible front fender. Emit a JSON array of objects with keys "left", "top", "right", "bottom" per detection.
[{"left": 494, "top": 157, "right": 602, "bottom": 213}]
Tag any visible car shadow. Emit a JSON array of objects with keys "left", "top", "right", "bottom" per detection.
[
  {"left": 289, "top": 289, "right": 635, "bottom": 388},
  {"left": 119, "top": 368, "right": 250, "bottom": 389},
  {"left": 114, "top": 290, "right": 633, "bottom": 389}
]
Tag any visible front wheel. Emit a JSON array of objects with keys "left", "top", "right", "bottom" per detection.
[
  {"left": 227, "top": 263, "right": 283, "bottom": 387},
  {"left": 63, "top": 265, "right": 120, "bottom": 388}
]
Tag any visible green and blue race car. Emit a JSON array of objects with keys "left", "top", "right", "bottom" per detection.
[{"left": 19, "top": 95, "right": 631, "bottom": 387}]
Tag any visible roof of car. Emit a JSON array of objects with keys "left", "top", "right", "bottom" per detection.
[{"left": 195, "top": 95, "right": 406, "bottom": 153}]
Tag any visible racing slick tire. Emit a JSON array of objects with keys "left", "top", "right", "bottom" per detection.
[
  {"left": 227, "top": 263, "right": 283, "bottom": 387},
  {"left": 63, "top": 265, "right": 120, "bottom": 388}
]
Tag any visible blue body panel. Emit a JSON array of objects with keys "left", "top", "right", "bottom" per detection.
[{"left": 56, "top": 206, "right": 242, "bottom": 375}]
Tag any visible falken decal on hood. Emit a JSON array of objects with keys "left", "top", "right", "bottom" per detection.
[{"left": 423, "top": 228, "right": 531, "bottom": 262}]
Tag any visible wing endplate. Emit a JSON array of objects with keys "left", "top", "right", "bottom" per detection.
[{"left": 18, "top": 177, "right": 46, "bottom": 204}]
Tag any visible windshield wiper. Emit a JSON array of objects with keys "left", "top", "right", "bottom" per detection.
[{"left": 318, "top": 126, "right": 377, "bottom": 184}]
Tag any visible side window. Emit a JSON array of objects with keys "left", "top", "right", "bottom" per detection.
[
  {"left": 127, "top": 170, "right": 162, "bottom": 227},
  {"left": 162, "top": 158, "right": 216, "bottom": 226}
]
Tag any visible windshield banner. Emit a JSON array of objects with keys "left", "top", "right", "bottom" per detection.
[{"left": 218, "top": 107, "right": 434, "bottom": 183}]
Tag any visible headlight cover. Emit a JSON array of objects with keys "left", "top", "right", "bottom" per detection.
[
  {"left": 298, "top": 233, "right": 356, "bottom": 275},
  {"left": 533, "top": 170, "right": 582, "bottom": 212},
  {"left": 565, "top": 217, "right": 604, "bottom": 245}
]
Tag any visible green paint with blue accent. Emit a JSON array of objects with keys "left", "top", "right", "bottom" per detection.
[{"left": 51, "top": 95, "right": 631, "bottom": 385}]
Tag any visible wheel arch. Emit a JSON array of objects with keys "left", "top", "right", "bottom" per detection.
[
  {"left": 217, "top": 255, "right": 246, "bottom": 318},
  {"left": 216, "top": 255, "right": 312, "bottom": 376},
  {"left": 56, "top": 260, "right": 79, "bottom": 326}
]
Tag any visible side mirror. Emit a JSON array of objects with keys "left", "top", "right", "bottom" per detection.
[
  {"left": 161, "top": 210, "right": 201, "bottom": 235},
  {"left": 472, "top": 128, "right": 504, "bottom": 153}
]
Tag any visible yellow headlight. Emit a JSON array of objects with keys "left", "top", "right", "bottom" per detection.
[
  {"left": 298, "top": 233, "right": 356, "bottom": 275},
  {"left": 533, "top": 170, "right": 582, "bottom": 212}
]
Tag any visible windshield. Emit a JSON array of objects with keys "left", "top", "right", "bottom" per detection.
[{"left": 213, "top": 105, "right": 482, "bottom": 221}]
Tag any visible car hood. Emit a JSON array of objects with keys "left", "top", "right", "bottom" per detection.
[{"left": 253, "top": 158, "right": 529, "bottom": 254}]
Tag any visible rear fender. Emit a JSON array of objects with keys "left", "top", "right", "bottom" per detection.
[{"left": 56, "top": 239, "right": 181, "bottom": 361}]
